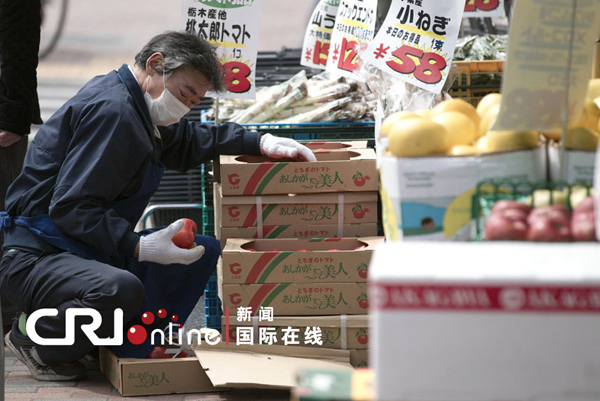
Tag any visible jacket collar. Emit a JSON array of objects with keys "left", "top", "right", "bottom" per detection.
[{"left": 117, "top": 64, "right": 154, "bottom": 135}]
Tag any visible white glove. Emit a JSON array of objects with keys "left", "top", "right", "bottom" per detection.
[
  {"left": 138, "top": 220, "right": 205, "bottom": 265},
  {"left": 260, "top": 133, "right": 317, "bottom": 162}
]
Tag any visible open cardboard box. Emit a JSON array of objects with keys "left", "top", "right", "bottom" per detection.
[
  {"left": 216, "top": 184, "right": 378, "bottom": 228},
  {"left": 220, "top": 148, "right": 377, "bottom": 196},
  {"left": 221, "top": 237, "right": 383, "bottom": 284},
  {"left": 222, "top": 315, "right": 369, "bottom": 350},
  {"left": 100, "top": 342, "right": 353, "bottom": 397}
]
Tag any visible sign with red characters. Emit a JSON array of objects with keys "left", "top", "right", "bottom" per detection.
[{"left": 181, "top": 0, "right": 263, "bottom": 99}]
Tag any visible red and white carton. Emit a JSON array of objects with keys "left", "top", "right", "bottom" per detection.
[{"left": 369, "top": 241, "right": 600, "bottom": 401}]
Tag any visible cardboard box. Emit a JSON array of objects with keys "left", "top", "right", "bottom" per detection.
[
  {"left": 302, "top": 140, "right": 369, "bottom": 150},
  {"left": 221, "top": 237, "right": 383, "bottom": 284},
  {"left": 220, "top": 148, "right": 377, "bottom": 195},
  {"left": 370, "top": 241, "right": 600, "bottom": 401},
  {"left": 217, "top": 223, "right": 379, "bottom": 250},
  {"left": 548, "top": 143, "right": 595, "bottom": 183},
  {"left": 221, "top": 315, "right": 369, "bottom": 350},
  {"left": 379, "top": 146, "right": 547, "bottom": 241},
  {"left": 99, "top": 347, "right": 218, "bottom": 397},
  {"left": 100, "top": 342, "right": 353, "bottom": 396},
  {"left": 217, "top": 186, "right": 378, "bottom": 228},
  {"left": 349, "top": 349, "right": 369, "bottom": 368},
  {"left": 221, "top": 281, "right": 369, "bottom": 316},
  {"left": 194, "top": 342, "right": 353, "bottom": 389}
]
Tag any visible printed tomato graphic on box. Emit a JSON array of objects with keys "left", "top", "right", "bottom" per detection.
[
  {"left": 352, "top": 204, "right": 370, "bottom": 220},
  {"left": 357, "top": 263, "right": 368, "bottom": 279},
  {"left": 356, "top": 328, "right": 369, "bottom": 345},
  {"left": 352, "top": 171, "right": 370, "bottom": 187},
  {"left": 357, "top": 293, "right": 369, "bottom": 309}
]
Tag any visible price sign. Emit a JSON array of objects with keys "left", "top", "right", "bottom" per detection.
[
  {"left": 325, "top": 0, "right": 377, "bottom": 80},
  {"left": 493, "top": 0, "right": 600, "bottom": 133},
  {"left": 463, "top": 0, "right": 506, "bottom": 19},
  {"left": 181, "top": 0, "right": 262, "bottom": 100},
  {"left": 363, "top": 0, "right": 464, "bottom": 94},
  {"left": 301, "top": 0, "right": 341, "bottom": 70}
]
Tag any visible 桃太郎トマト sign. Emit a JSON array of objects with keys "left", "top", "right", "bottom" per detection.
[
  {"left": 181, "top": 0, "right": 262, "bottom": 99},
  {"left": 363, "top": 0, "right": 464, "bottom": 94}
]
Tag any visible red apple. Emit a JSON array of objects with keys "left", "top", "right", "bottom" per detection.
[
  {"left": 573, "top": 196, "right": 595, "bottom": 216},
  {"left": 490, "top": 199, "right": 532, "bottom": 215},
  {"left": 171, "top": 218, "right": 197, "bottom": 249},
  {"left": 484, "top": 213, "right": 528, "bottom": 240},
  {"left": 147, "top": 346, "right": 171, "bottom": 359},
  {"left": 527, "top": 216, "right": 572, "bottom": 242},
  {"left": 571, "top": 212, "right": 597, "bottom": 241},
  {"left": 526, "top": 205, "right": 571, "bottom": 227}
]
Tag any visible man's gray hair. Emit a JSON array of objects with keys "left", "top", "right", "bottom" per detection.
[{"left": 134, "top": 31, "right": 225, "bottom": 93}]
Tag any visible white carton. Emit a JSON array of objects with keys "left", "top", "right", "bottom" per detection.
[
  {"left": 547, "top": 144, "right": 595, "bottom": 183},
  {"left": 379, "top": 146, "right": 547, "bottom": 241},
  {"left": 369, "top": 241, "right": 600, "bottom": 401}
]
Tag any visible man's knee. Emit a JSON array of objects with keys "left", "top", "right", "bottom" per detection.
[
  {"left": 108, "top": 272, "right": 145, "bottom": 320},
  {"left": 195, "top": 235, "right": 220, "bottom": 260}
]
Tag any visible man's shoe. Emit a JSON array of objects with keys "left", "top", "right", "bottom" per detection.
[{"left": 5, "top": 322, "right": 87, "bottom": 381}]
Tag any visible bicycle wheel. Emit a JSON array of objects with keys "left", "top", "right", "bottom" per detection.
[{"left": 39, "top": 0, "right": 68, "bottom": 60}]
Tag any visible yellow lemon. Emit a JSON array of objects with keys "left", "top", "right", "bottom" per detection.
[
  {"left": 476, "top": 93, "right": 502, "bottom": 118},
  {"left": 449, "top": 145, "right": 480, "bottom": 156},
  {"left": 432, "top": 111, "right": 478, "bottom": 147},
  {"left": 415, "top": 108, "right": 433, "bottom": 118},
  {"left": 479, "top": 103, "right": 501, "bottom": 137},
  {"left": 586, "top": 78, "right": 600, "bottom": 100},
  {"left": 487, "top": 131, "right": 539, "bottom": 152},
  {"left": 380, "top": 111, "right": 421, "bottom": 138},
  {"left": 476, "top": 136, "right": 488, "bottom": 152},
  {"left": 388, "top": 118, "right": 449, "bottom": 157},
  {"left": 571, "top": 99, "right": 600, "bottom": 131},
  {"left": 564, "top": 126, "right": 599, "bottom": 151},
  {"left": 432, "top": 98, "right": 481, "bottom": 131}
]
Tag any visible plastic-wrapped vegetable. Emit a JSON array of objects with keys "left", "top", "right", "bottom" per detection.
[
  {"left": 251, "top": 83, "right": 308, "bottom": 123},
  {"left": 276, "top": 97, "right": 353, "bottom": 124}
]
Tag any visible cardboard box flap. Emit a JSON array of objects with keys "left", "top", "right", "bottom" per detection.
[
  {"left": 223, "top": 237, "right": 383, "bottom": 252},
  {"left": 223, "top": 314, "right": 368, "bottom": 328},
  {"left": 194, "top": 343, "right": 352, "bottom": 389},
  {"left": 220, "top": 148, "right": 375, "bottom": 166},
  {"left": 218, "top": 185, "right": 378, "bottom": 206},
  {"left": 303, "top": 140, "right": 368, "bottom": 150}
]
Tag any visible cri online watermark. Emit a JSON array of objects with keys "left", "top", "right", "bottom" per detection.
[{"left": 26, "top": 308, "right": 220, "bottom": 347}]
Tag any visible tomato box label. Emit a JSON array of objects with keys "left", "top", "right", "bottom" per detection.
[
  {"left": 221, "top": 282, "right": 369, "bottom": 316},
  {"left": 221, "top": 237, "right": 382, "bottom": 284},
  {"left": 217, "top": 187, "right": 378, "bottom": 227},
  {"left": 220, "top": 149, "right": 377, "bottom": 195}
]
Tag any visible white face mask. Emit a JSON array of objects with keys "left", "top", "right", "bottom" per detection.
[{"left": 144, "top": 74, "right": 190, "bottom": 126}]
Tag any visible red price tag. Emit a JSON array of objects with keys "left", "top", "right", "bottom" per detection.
[
  {"left": 222, "top": 61, "right": 251, "bottom": 94},
  {"left": 385, "top": 44, "right": 447, "bottom": 85},
  {"left": 336, "top": 37, "right": 359, "bottom": 73},
  {"left": 464, "top": 0, "right": 500, "bottom": 12}
]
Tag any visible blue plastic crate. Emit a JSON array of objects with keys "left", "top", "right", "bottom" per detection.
[{"left": 205, "top": 315, "right": 222, "bottom": 331}]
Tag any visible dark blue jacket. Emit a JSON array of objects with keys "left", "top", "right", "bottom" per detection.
[{"left": 5, "top": 64, "right": 261, "bottom": 258}]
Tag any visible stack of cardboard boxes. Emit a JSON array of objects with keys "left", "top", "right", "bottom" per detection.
[{"left": 214, "top": 142, "right": 382, "bottom": 367}]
